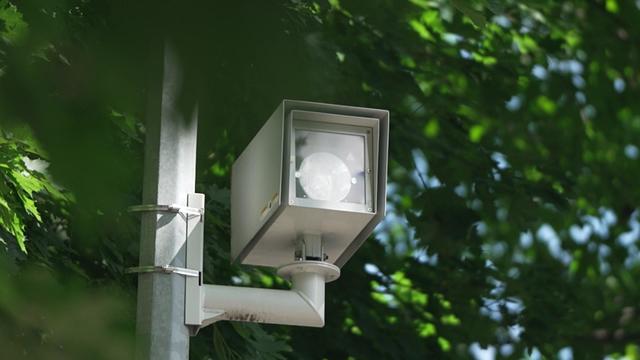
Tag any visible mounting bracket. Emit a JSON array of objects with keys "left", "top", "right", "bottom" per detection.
[{"left": 128, "top": 193, "right": 340, "bottom": 335}]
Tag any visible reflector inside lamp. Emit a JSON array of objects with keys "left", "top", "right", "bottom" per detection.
[
  {"left": 297, "top": 152, "right": 352, "bottom": 201},
  {"left": 294, "top": 128, "right": 366, "bottom": 204}
]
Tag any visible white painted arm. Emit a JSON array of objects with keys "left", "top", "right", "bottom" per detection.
[{"left": 202, "top": 271, "right": 325, "bottom": 327}]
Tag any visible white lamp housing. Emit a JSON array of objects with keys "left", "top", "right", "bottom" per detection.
[{"left": 231, "top": 100, "right": 389, "bottom": 269}]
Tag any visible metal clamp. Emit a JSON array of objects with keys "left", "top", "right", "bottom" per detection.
[
  {"left": 128, "top": 204, "right": 204, "bottom": 222},
  {"left": 126, "top": 265, "right": 200, "bottom": 278}
]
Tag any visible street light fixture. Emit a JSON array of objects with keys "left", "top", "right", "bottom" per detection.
[
  {"left": 133, "top": 100, "right": 388, "bottom": 333},
  {"left": 231, "top": 100, "right": 389, "bottom": 269}
]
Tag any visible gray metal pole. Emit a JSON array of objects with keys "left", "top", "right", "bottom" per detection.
[{"left": 135, "top": 40, "right": 198, "bottom": 360}]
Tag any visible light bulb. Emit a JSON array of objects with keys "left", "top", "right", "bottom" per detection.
[{"left": 297, "top": 152, "right": 352, "bottom": 201}]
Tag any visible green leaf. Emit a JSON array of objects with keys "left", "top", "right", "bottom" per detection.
[
  {"left": 328, "top": 0, "right": 340, "bottom": 9},
  {"left": 232, "top": 323, "right": 291, "bottom": 360},
  {"left": 16, "top": 192, "right": 41, "bottom": 222},
  {"left": 213, "top": 325, "right": 242, "bottom": 360},
  {"left": 469, "top": 124, "right": 486, "bottom": 143},
  {"left": 535, "top": 95, "right": 557, "bottom": 115},
  {"left": 0, "top": 0, "right": 28, "bottom": 44},
  {"left": 111, "top": 110, "right": 142, "bottom": 142},
  {"left": 10, "top": 169, "right": 44, "bottom": 195},
  {"left": 418, "top": 323, "right": 436, "bottom": 337},
  {"left": 423, "top": 119, "right": 440, "bottom": 138},
  {"left": 441, "top": 314, "right": 461, "bottom": 326},
  {"left": 437, "top": 337, "right": 451, "bottom": 352},
  {"left": 409, "top": 19, "right": 434, "bottom": 41},
  {"left": 605, "top": 0, "right": 619, "bottom": 13},
  {"left": 0, "top": 197, "right": 26, "bottom": 252},
  {"left": 451, "top": 0, "right": 486, "bottom": 27}
]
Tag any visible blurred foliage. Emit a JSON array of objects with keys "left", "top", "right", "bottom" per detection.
[
  {"left": 0, "top": 129, "right": 62, "bottom": 253},
  {"left": 1, "top": 0, "right": 640, "bottom": 359}
]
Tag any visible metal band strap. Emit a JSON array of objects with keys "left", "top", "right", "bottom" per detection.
[
  {"left": 128, "top": 204, "right": 204, "bottom": 221},
  {"left": 127, "top": 202, "right": 203, "bottom": 280},
  {"left": 126, "top": 265, "right": 200, "bottom": 278}
]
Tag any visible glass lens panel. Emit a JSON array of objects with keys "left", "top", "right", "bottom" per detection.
[{"left": 295, "top": 129, "right": 366, "bottom": 204}]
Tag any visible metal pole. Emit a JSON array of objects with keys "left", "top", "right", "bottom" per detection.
[{"left": 135, "top": 40, "right": 198, "bottom": 360}]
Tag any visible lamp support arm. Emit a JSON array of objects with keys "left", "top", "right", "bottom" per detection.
[
  {"left": 201, "top": 271, "right": 325, "bottom": 327},
  {"left": 182, "top": 193, "right": 339, "bottom": 335}
]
